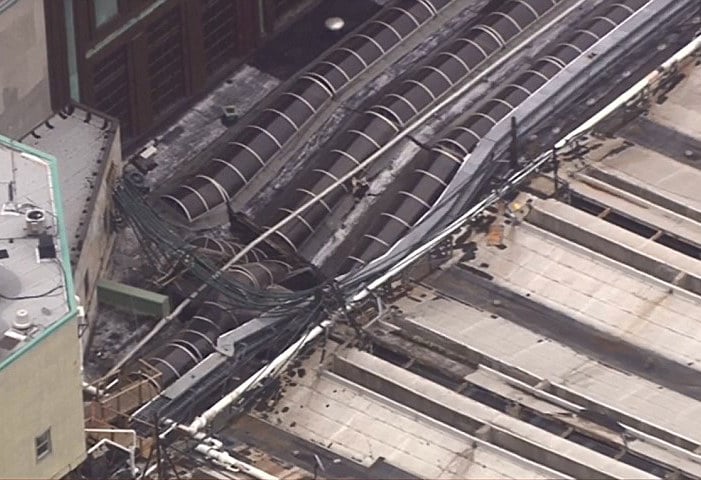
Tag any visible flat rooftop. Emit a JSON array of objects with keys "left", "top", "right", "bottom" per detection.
[
  {"left": 21, "top": 104, "right": 118, "bottom": 265},
  {"left": 0, "top": 136, "right": 75, "bottom": 368}
]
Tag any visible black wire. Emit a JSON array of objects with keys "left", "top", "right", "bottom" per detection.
[
  {"left": 161, "top": 304, "right": 325, "bottom": 424},
  {"left": 339, "top": 124, "right": 594, "bottom": 292},
  {"left": 0, "top": 284, "right": 63, "bottom": 300},
  {"left": 114, "top": 181, "right": 329, "bottom": 314}
]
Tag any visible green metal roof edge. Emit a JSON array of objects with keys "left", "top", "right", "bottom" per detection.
[{"left": 0, "top": 134, "right": 78, "bottom": 373}]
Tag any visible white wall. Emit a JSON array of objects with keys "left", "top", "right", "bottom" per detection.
[
  {"left": 0, "top": 0, "right": 52, "bottom": 138},
  {"left": 0, "top": 317, "right": 87, "bottom": 478}
]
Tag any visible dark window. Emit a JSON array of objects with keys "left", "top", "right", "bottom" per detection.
[
  {"left": 84, "top": 269, "right": 91, "bottom": 297},
  {"left": 93, "top": 0, "right": 119, "bottom": 27},
  {"left": 35, "top": 429, "right": 52, "bottom": 462},
  {"left": 92, "top": 46, "right": 132, "bottom": 136},
  {"left": 147, "top": 8, "right": 186, "bottom": 115},
  {"left": 0, "top": 0, "right": 19, "bottom": 12},
  {"left": 202, "top": 0, "right": 238, "bottom": 75}
]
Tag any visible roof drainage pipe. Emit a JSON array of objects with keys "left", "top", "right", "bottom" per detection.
[
  {"left": 162, "top": 0, "right": 454, "bottom": 222},
  {"left": 256, "top": 0, "right": 565, "bottom": 254},
  {"left": 195, "top": 443, "right": 280, "bottom": 480},
  {"left": 86, "top": 429, "right": 139, "bottom": 478}
]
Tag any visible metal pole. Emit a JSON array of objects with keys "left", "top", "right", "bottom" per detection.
[
  {"left": 154, "top": 414, "right": 163, "bottom": 479},
  {"left": 510, "top": 117, "right": 519, "bottom": 170},
  {"left": 195, "top": 444, "right": 279, "bottom": 480},
  {"left": 552, "top": 146, "right": 559, "bottom": 195},
  {"left": 555, "top": 35, "right": 701, "bottom": 150},
  {"left": 350, "top": 33, "right": 701, "bottom": 304}
]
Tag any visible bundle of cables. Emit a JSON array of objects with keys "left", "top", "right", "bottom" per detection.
[{"left": 113, "top": 180, "right": 341, "bottom": 315}]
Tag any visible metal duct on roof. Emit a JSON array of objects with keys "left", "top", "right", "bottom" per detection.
[
  {"left": 162, "top": 0, "right": 453, "bottom": 222},
  {"left": 144, "top": 259, "right": 293, "bottom": 388},
  {"left": 258, "top": 0, "right": 562, "bottom": 253},
  {"left": 341, "top": 0, "right": 650, "bottom": 272}
]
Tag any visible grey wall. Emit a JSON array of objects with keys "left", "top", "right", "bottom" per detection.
[
  {"left": 0, "top": 0, "right": 51, "bottom": 138},
  {"left": 74, "top": 125, "right": 123, "bottom": 348}
]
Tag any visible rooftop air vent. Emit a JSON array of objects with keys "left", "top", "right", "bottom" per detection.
[
  {"left": 13, "top": 309, "right": 32, "bottom": 331},
  {"left": 25, "top": 209, "right": 46, "bottom": 235}
]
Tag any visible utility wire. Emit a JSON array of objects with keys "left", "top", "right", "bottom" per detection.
[{"left": 0, "top": 284, "right": 63, "bottom": 300}]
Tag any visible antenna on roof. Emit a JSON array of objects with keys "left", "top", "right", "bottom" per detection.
[{"left": 1, "top": 181, "right": 18, "bottom": 216}]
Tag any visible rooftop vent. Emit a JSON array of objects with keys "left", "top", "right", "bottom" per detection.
[
  {"left": 13, "top": 309, "right": 32, "bottom": 331},
  {"left": 25, "top": 209, "right": 46, "bottom": 235}
]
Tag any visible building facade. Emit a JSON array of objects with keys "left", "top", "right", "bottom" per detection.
[
  {"left": 0, "top": 0, "right": 314, "bottom": 144},
  {"left": 0, "top": 136, "right": 86, "bottom": 478},
  {"left": 42, "top": 0, "right": 314, "bottom": 148},
  {"left": 0, "top": 0, "right": 52, "bottom": 138}
]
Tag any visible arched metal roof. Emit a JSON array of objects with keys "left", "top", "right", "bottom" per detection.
[
  {"left": 259, "top": 0, "right": 565, "bottom": 252},
  {"left": 163, "top": 0, "right": 452, "bottom": 221},
  {"left": 342, "top": 0, "right": 649, "bottom": 272}
]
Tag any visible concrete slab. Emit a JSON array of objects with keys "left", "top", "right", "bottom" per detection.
[
  {"left": 395, "top": 294, "right": 701, "bottom": 446},
  {"left": 333, "top": 350, "right": 657, "bottom": 479},
  {"left": 647, "top": 66, "right": 701, "bottom": 141},
  {"left": 593, "top": 146, "right": 701, "bottom": 215},
  {"left": 262, "top": 368, "right": 562, "bottom": 479},
  {"left": 467, "top": 221, "right": 701, "bottom": 372},
  {"left": 569, "top": 174, "right": 701, "bottom": 248},
  {"left": 0, "top": 140, "right": 71, "bottom": 365},
  {"left": 528, "top": 197, "right": 701, "bottom": 285}
]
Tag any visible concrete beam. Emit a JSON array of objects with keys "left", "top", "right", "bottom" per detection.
[
  {"left": 586, "top": 167, "right": 701, "bottom": 224},
  {"left": 96, "top": 279, "right": 171, "bottom": 317},
  {"left": 332, "top": 350, "right": 656, "bottom": 480},
  {"left": 527, "top": 198, "right": 701, "bottom": 296},
  {"left": 388, "top": 313, "right": 701, "bottom": 455}
]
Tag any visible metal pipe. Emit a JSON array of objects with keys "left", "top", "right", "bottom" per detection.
[
  {"left": 362, "top": 0, "right": 670, "bottom": 272},
  {"left": 185, "top": 320, "right": 331, "bottom": 433},
  {"left": 350, "top": 33, "right": 701, "bottom": 303},
  {"left": 85, "top": 429, "right": 138, "bottom": 478},
  {"left": 195, "top": 443, "right": 279, "bottom": 480},
  {"left": 82, "top": 381, "right": 101, "bottom": 397},
  {"left": 350, "top": 150, "right": 550, "bottom": 303},
  {"left": 159, "top": 420, "right": 224, "bottom": 449},
  {"left": 142, "top": 463, "right": 158, "bottom": 479},
  {"left": 82, "top": 377, "right": 117, "bottom": 396}
]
